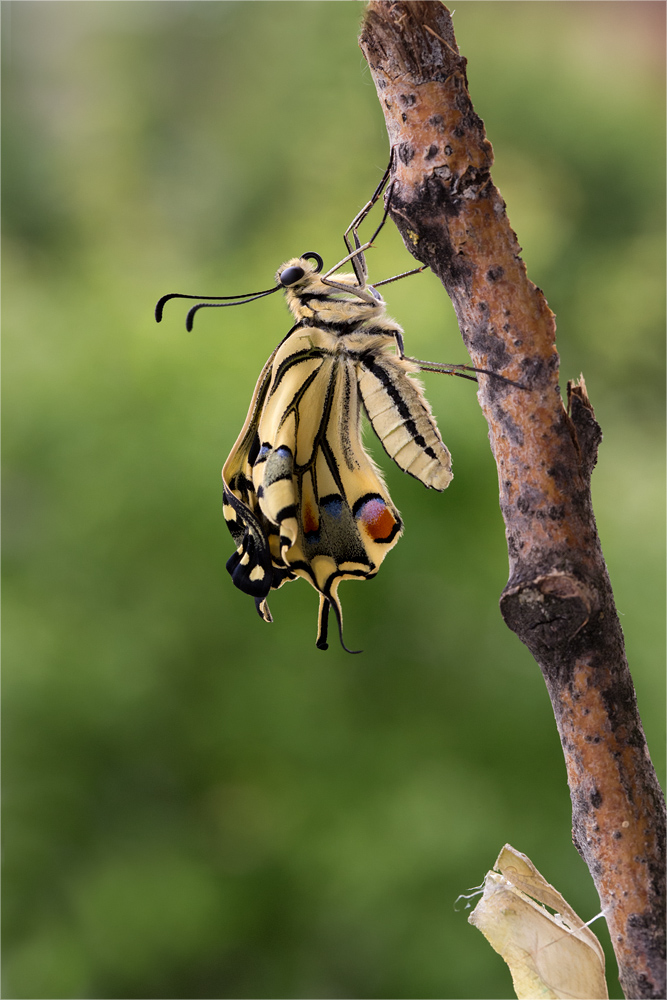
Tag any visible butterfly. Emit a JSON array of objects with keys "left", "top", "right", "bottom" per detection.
[{"left": 156, "top": 165, "right": 513, "bottom": 651}]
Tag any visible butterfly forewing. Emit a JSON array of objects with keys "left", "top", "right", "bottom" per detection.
[{"left": 222, "top": 346, "right": 294, "bottom": 619}]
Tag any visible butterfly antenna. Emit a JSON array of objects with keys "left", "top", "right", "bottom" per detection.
[{"left": 155, "top": 285, "right": 280, "bottom": 325}]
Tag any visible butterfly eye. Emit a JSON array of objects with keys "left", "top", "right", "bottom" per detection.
[{"left": 279, "top": 266, "right": 305, "bottom": 287}]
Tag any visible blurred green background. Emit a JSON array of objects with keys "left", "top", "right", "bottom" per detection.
[{"left": 3, "top": 2, "right": 664, "bottom": 998}]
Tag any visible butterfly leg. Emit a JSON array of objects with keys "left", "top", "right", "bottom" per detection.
[
  {"left": 386, "top": 330, "right": 523, "bottom": 387},
  {"left": 325, "top": 184, "right": 394, "bottom": 287},
  {"left": 322, "top": 153, "right": 395, "bottom": 290},
  {"left": 407, "top": 357, "right": 526, "bottom": 388},
  {"left": 341, "top": 158, "right": 394, "bottom": 285}
]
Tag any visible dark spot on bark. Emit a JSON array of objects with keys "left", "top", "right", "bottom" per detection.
[
  {"left": 454, "top": 165, "right": 491, "bottom": 198},
  {"left": 433, "top": 164, "right": 452, "bottom": 182},
  {"left": 513, "top": 337, "right": 522, "bottom": 345},
  {"left": 429, "top": 114, "right": 444, "bottom": 130},
  {"left": 397, "top": 143, "right": 414, "bottom": 165},
  {"left": 519, "top": 354, "right": 555, "bottom": 387},
  {"left": 591, "top": 789, "right": 603, "bottom": 810},
  {"left": 478, "top": 301, "right": 489, "bottom": 313},
  {"left": 444, "top": 143, "right": 453, "bottom": 155},
  {"left": 399, "top": 93, "right": 416, "bottom": 107},
  {"left": 387, "top": 193, "right": 472, "bottom": 292},
  {"left": 600, "top": 681, "right": 647, "bottom": 763},
  {"left": 464, "top": 318, "right": 512, "bottom": 370},
  {"left": 401, "top": 112, "right": 408, "bottom": 123},
  {"left": 453, "top": 125, "right": 465, "bottom": 138},
  {"left": 589, "top": 856, "right": 604, "bottom": 879},
  {"left": 632, "top": 974, "right": 658, "bottom": 999},
  {"left": 613, "top": 830, "right": 623, "bottom": 839},
  {"left": 384, "top": 99, "right": 392, "bottom": 109},
  {"left": 487, "top": 266, "right": 504, "bottom": 282},
  {"left": 624, "top": 914, "right": 666, "bottom": 995},
  {"left": 425, "top": 144, "right": 439, "bottom": 160}
]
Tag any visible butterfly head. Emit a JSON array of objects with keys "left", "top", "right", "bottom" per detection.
[
  {"left": 276, "top": 254, "right": 324, "bottom": 291},
  {"left": 277, "top": 254, "right": 386, "bottom": 324}
]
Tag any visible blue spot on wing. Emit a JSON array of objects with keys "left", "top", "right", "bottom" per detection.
[{"left": 320, "top": 494, "right": 343, "bottom": 518}]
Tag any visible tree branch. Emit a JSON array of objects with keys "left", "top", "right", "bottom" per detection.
[{"left": 359, "top": 4, "right": 665, "bottom": 997}]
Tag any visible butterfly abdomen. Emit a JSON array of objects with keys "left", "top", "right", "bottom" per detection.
[{"left": 357, "top": 346, "right": 453, "bottom": 492}]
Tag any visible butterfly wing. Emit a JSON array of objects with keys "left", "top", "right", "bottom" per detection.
[
  {"left": 224, "top": 326, "right": 403, "bottom": 650},
  {"left": 222, "top": 344, "right": 297, "bottom": 624},
  {"left": 357, "top": 346, "right": 453, "bottom": 491}
]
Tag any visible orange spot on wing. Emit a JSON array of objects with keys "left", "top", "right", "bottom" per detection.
[
  {"left": 303, "top": 502, "right": 319, "bottom": 535},
  {"left": 357, "top": 499, "right": 397, "bottom": 541}
]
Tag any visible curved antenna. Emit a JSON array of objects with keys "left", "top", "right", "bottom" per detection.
[
  {"left": 184, "top": 286, "right": 282, "bottom": 331},
  {"left": 155, "top": 285, "right": 280, "bottom": 324},
  {"left": 301, "top": 251, "right": 323, "bottom": 273}
]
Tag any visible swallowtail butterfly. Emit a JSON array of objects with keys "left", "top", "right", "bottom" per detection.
[{"left": 156, "top": 165, "right": 514, "bottom": 651}]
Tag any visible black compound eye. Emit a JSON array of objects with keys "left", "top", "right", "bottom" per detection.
[{"left": 279, "top": 266, "right": 305, "bottom": 287}]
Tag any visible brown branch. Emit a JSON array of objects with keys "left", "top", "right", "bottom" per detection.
[{"left": 359, "top": 4, "right": 665, "bottom": 998}]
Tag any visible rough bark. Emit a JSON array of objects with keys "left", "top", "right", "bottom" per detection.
[{"left": 359, "top": 4, "right": 665, "bottom": 998}]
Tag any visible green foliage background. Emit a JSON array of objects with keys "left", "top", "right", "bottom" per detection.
[{"left": 3, "top": 3, "right": 664, "bottom": 998}]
